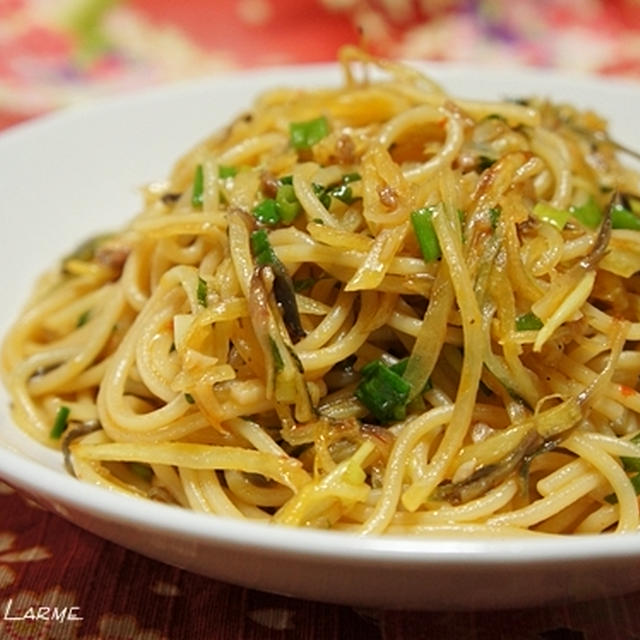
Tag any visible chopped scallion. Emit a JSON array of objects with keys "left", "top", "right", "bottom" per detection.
[
  {"left": 355, "top": 359, "right": 412, "bottom": 424},
  {"left": 289, "top": 116, "right": 329, "bottom": 150},
  {"left": 312, "top": 183, "right": 332, "bottom": 209},
  {"left": 515, "top": 311, "right": 543, "bottom": 331},
  {"left": 50, "top": 405, "right": 71, "bottom": 440},
  {"left": 275, "top": 183, "right": 302, "bottom": 223},
  {"left": 184, "top": 393, "right": 195, "bottom": 404},
  {"left": 218, "top": 165, "right": 237, "bottom": 179},
  {"left": 411, "top": 206, "right": 441, "bottom": 262},
  {"left": 253, "top": 178, "right": 303, "bottom": 226},
  {"left": 329, "top": 183, "right": 354, "bottom": 204},
  {"left": 611, "top": 204, "right": 640, "bottom": 230},
  {"left": 293, "top": 277, "right": 317, "bottom": 292},
  {"left": 250, "top": 229, "right": 277, "bottom": 266},
  {"left": 191, "top": 164, "right": 204, "bottom": 208},
  {"left": 622, "top": 456, "right": 640, "bottom": 473},
  {"left": 620, "top": 433, "right": 640, "bottom": 472},
  {"left": 384, "top": 357, "right": 432, "bottom": 393},
  {"left": 329, "top": 172, "right": 361, "bottom": 205},
  {"left": 532, "top": 202, "right": 570, "bottom": 229},
  {"left": 76, "top": 309, "right": 91, "bottom": 327},
  {"left": 489, "top": 206, "right": 501, "bottom": 230},
  {"left": 197, "top": 277, "right": 208, "bottom": 307},
  {"left": 253, "top": 198, "right": 280, "bottom": 225},
  {"left": 310, "top": 173, "right": 361, "bottom": 210},
  {"left": 477, "top": 155, "right": 496, "bottom": 171},
  {"left": 129, "top": 461, "right": 153, "bottom": 482},
  {"left": 570, "top": 196, "right": 602, "bottom": 229}
]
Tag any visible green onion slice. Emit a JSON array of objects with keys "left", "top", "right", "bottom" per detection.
[
  {"left": 611, "top": 204, "right": 640, "bottom": 230},
  {"left": 289, "top": 116, "right": 330, "bottom": 150},
  {"left": 355, "top": 359, "right": 412, "bottom": 424},
  {"left": 411, "top": 206, "right": 441, "bottom": 262},
  {"left": 515, "top": 311, "right": 544, "bottom": 331},
  {"left": 129, "top": 462, "right": 154, "bottom": 482},
  {"left": 218, "top": 165, "right": 237, "bottom": 179},
  {"left": 570, "top": 197, "right": 602, "bottom": 229},
  {"left": 620, "top": 433, "right": 640, "bottom": 472},
  {"left": 250, "top": 229, "right": 277, "bottom": 266},
  {"left": 275, "top": 183, "right": 302, "bottom": 223},
  {"left": 253, "top": 198, "right": 280, "bottom": 225},
  {"left": 532, "top": 202, "right": 570, "bottom": 229},
  {"left": 477, "top": 155, "right": 496, "bottom": 171},
  {"left": 50, "top": 405, "right": 71, "bottom": 440},
  {"left": 489, "top": 207, "right": 501, "bottom": 230},
  {"left": 76, "top": 310, "right": 91, "bottom": 327},
  {"left": 192, "top": 164, "right": 204, "bottom": 208},
  {"left": 197, "top": 277, "right": 208, "bottom": 307}
]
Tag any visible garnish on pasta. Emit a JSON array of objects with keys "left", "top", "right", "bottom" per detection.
[{"left": 5, "top": 47, "right": 640, "bottom": 536}]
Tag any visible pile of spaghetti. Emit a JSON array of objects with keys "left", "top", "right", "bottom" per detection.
[{"left": 6, "top": 48, "right": 640, "bottom": 536}]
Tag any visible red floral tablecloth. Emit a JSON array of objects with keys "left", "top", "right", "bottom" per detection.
[
  {"left": 5, "top": 2, "right": 640, "bottom": 638},
  {"left": 5, "top": 475, "right": 640, "bottom": 639}
]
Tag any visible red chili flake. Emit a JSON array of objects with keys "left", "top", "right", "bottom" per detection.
[{"left": 619, "top": 384, "right": 635, "bottom": 397}]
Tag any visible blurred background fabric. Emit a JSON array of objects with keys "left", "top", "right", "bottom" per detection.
[{"left": 3, "top": 0, "right": 640, "bottom": 129}]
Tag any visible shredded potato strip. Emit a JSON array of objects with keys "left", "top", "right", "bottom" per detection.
[
  {"left": 402, "top": 186, "right": 484, "bottom": 512},
  {"left": 72, "top": 442, "right": 310, "bottom": 492}
]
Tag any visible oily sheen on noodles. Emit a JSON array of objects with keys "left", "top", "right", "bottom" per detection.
[{"left": 5, "top": 47, "right": 640, "bottom": 536}]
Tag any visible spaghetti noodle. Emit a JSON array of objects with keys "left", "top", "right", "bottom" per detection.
[{"left": 5, "top": 47, "right": 640, "bottom": 536}]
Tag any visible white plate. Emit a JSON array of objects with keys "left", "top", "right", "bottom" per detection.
[{"left": 2, "top": 62, "right": 640, "bottom": 611}]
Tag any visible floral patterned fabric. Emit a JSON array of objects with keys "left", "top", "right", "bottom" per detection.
[
  {"left": 3, "top": 482, "right": 640, "bottom": 639},
  {"left": 4, "top": 0, "right": 640, "bottom": 125},
  {"left": 4, "top": 1, "right": 640, "bottom": 638},
  {"left": 0, "top": 484, "right": 379, "bottom": 640}
]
